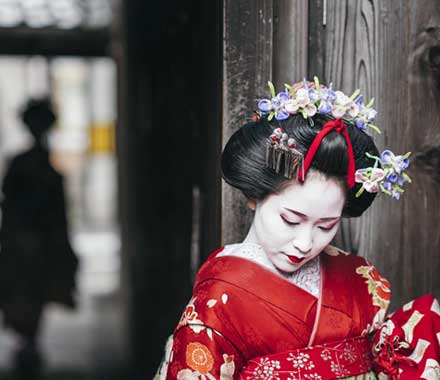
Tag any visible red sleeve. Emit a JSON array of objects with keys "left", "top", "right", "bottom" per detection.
[
  {"left": 373, "top": 294, "right": 440, "bottom": 379},
  {"left": 166, "top": 325, "right": 243, "bottom": 380}
]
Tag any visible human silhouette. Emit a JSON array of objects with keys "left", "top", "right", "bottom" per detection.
[{"left": 0, "top": 98, "right": 79, "bottom": 380}]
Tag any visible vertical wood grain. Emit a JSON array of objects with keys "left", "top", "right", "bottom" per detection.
[
  {"left": 222, "top": 0, "right": 273, "bottom": 244},
  {"left": 273, "top": 0, "right": 308, "bottom": 88},
  {"left": 222, "top": 1, "right": 310, "bottom": 245},
  {"left": 317, "top": 0, "right": 440, "bottom": 309}
]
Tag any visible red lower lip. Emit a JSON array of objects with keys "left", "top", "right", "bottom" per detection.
[{"left": 286, "top": 255, "right": 304, "bottom": 264}]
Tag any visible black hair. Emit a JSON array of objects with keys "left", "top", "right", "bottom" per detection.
[{"left": 221, "top": 114, "right": 380, "bottom": 217}]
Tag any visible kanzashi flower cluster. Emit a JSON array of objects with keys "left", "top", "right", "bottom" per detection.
[
  {"left": 355, "top": 150, "right": 412, "bottom": 200},
  {"left": 257, "top": 77, "right": 381, "bottom": 134},
  {"left": 256, "top": 76, "right": 412, "bottom": 200}
]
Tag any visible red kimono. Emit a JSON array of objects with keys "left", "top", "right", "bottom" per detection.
[{"left": 157, "top": 246, "right": 440, "bottom": 380}]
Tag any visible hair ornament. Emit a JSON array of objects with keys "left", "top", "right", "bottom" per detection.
[
  {"left": 298, "top": 118, "right": 356, "bottom": 189},
  {"left": 257, "top": 77, "right": 412, "bottom": 200},
  {"left": 257, "top": 77, "right": 381, "bottom": 134},
  {"left": 266, "top": 127, "right": 304, "bottom": 180},
  {"left": 355, "top": 150, "right": 412, "bottom": 200}
]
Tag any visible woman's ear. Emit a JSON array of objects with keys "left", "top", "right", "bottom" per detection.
[{"left": 247, "top": 198, "right": 256, "bottom": 211}]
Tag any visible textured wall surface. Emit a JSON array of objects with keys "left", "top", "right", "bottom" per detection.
[{"left": 310, "top": 0, "right": 440, "bottom": 309}]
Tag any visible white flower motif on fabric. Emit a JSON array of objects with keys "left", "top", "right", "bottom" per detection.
[
  {"left": 330, "top": 361, "right": 350, "bottom": 377},
  {"left": 339, "top": 343, "right": 358, "bottom": 364},
  {"left": 303, "top": 374, "right": 322, "bottom": 380},
  {"left": 218, "top": 243, "right": 321, "bottom": 297},
  {"left": 247, "top": 357, "right": 281, "bottom": 380},
  {"left": 287, "top": 352, "right": 314, "bottom": 370},
  {"left": 320, "top": 349, "right": 332, "bottom": 361}
]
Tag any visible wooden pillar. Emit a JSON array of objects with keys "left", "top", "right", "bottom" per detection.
[
  {"left": 222, "top": 0, "right": 309, "bottom": 244},
  {"left": 222, "top": 0, "right": 273, "bottom": 244},
  {"left": 198, "top": 1, "right": 224, "bottom": 262},
  {"left": 309, "top": 0, "right": 440, "bottom": 309},
  {"left": 115, "top": 1, "right": 203, "bottom": 376}
]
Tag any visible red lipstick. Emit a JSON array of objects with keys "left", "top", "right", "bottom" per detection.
[{"left": 286, "top": 255, "right": 305, "bottom": 264}]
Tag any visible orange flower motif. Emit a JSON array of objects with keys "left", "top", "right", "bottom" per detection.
[
  {"left": 185, "top": 342, "right": 214, "bottom": 374},
  {"left": 356, "top": 264, "right": 391, "bottom": 310}
]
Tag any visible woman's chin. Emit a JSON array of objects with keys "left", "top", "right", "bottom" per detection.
[{"left": 273, "top": 260, "right": 303, "bottom": 274}]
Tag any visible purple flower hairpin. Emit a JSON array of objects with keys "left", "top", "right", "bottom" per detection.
[{"left": 355, "top": 150, "right": 412, "bottom": 200}]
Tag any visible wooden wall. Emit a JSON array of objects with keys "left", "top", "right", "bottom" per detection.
[
  {"left": 311, "top": 0, "right": 440, "bottom": 310},
  {"left": 223, "top": 0, "right": 440, "bottom": 309}
]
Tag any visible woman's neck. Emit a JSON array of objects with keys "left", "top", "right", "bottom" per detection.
[{"left": 242, "top": 223, "right": 257, "bottom": 245}]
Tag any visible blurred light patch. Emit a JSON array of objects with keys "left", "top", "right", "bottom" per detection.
[
  {"left": 0, "top": 0, "right": 22, "bottom": 27},
  {"left": 0, "top": 0, "right": 112, "bottom": 29},
  {"left": 72, "top": 230, "right": 121, "bottom": 295}
]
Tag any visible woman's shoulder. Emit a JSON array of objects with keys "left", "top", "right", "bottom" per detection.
[
  {"left": 322, "top": 245, "right": 390, "bottom": 289},
  {"left": 323, "top": 245, "right": 377, "bottom": 267}
]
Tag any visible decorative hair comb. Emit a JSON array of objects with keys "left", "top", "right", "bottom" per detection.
[
  {"left": 266, "top": 128, "right": 304, "bottom": 180},
  {"left": 256, "top": 77, "right": 412, "bottom": 200}
]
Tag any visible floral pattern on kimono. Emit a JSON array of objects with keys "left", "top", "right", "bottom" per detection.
[
  {"left": 373, "top": 294, "right": 440, "bottom": 379},
  {"left": 356, "top": 262, "right": 391, "bottom": 335},
  {"left": 161, "top": 245, "right": 425, "bottom": 380}
]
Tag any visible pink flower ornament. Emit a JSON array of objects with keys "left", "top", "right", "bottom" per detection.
[
  {"left": 284, "top": 99, "right": 299, "bottom": 114},
  {"left": 283, "top": 88, "right": 317, "bottom": 117},
  {"left": 346, "top": 102, "right": 360, "bottom": 118},
  {"left": 355, "top": 168, "right": 386, "bottom": 193},
  {"left": 304, "top": 103, "right": 317, "bottom": 117}
]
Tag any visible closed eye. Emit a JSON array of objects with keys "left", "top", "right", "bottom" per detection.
[
  {"left": 318, "top": 224, "right": 337, "bottom": 231},
  {"left": 281, "top": 215, "right": 338, "bottom": 230},
  {"left": 280, "top": 215, "right": 299, "bottom": 226}
]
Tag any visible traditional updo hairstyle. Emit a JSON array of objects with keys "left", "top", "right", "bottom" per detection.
[{"left": 221, "top": 113, "right": 381, "bottom": 218}]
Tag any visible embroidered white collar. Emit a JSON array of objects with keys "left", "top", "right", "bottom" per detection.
[{"left": 217, "top": 242, "right": 321, "bottom": 297}]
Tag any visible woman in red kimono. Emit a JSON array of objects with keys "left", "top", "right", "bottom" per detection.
[{"left": 157, "top": 80, "right": 440, "bottom": 380}]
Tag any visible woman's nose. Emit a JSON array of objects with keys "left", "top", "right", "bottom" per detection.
[{"left": 293, "top": 229, "right": 313, "bottom": 255}]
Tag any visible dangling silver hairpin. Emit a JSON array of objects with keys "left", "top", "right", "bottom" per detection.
[{"left": 266, "top": 128, "right": 305, "bottom": 179}]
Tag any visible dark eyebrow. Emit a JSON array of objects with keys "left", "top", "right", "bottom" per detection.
[{"left": 283, "top": 207, "right": 340, "bottom": 222}]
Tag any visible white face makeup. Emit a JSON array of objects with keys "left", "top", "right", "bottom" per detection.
[{"left": 243, "top": 170, "right": 346, "bottom": 274}]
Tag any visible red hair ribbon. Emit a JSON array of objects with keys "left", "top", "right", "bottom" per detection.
[{"left": 297, "top": 118, "right": 356, "bottom": 188}]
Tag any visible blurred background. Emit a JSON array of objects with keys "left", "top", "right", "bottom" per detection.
[
  {"left": 0, "top": 1, "right": 123, "bottom": 379},
  {"left": 0, "top": 1, "right": 438, "bottom": 380},
  {"left": 0, "top": 1, "right": 219, "bottom": 379}
]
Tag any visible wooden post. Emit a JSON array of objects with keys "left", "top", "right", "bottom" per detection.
[
  {"left": 197, "top": 1, "right": 224, "bottom": 262},
  {"left": 222, "top": 0, "right": 310, "bottom": 245},
  {"left": 115, "top": 1, "right": 203, "bottom": 376},
  {"left": 222, "top": 0, "right": 273, "bottom": 244}
]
